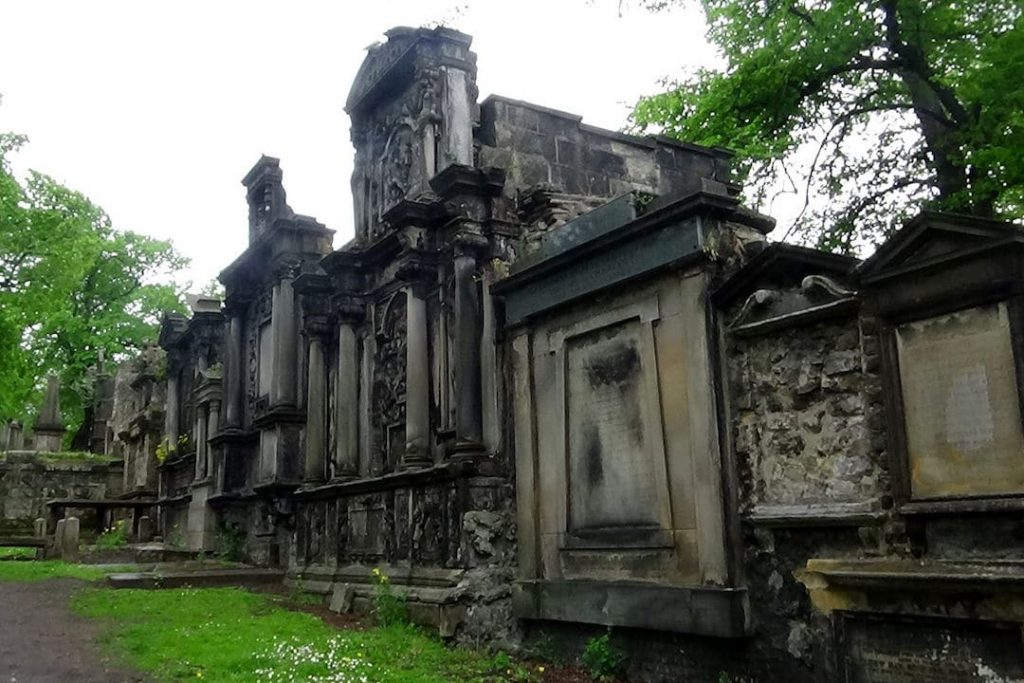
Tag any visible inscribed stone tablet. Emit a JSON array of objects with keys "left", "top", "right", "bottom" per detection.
[
  {"left": 844, "top": 615, "right": 1024, "bottom": 683},
  {"left": 566, "top": 320, "right": 658, "bottom": 531},
  {"left": 896, "top": 303, "right": 1024, "bottom": 498}
]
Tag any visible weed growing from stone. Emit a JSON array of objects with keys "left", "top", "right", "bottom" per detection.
[
  {"left": 581, "top": 631, "right": 625, "bottom": 681},
  {"left": 95, "top": 518, "right": 129, "bottom": 550},
  {"left": 371, "top": 566, "right": 408, "bottom": 627}
]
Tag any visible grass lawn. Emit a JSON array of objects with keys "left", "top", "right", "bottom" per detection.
[
  {"left": 72, "top": 587, "right": 545, "bottom": 683},
  {"left": 0, "top": 559, "right": 109, "bottom": 582},
  {"left": 0, "top": 547, "right": 37, "bottom": 560}
]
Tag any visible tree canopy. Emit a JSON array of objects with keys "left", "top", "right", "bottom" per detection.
[
  {"left": 630, "top": 0, "right": 1024, "bottom": 251},
  {"left": 0, "top": 131, "right": 187, "bottom": 436}
]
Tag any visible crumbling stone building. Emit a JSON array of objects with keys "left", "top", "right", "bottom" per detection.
[{"left": 83, "top": 25, "right": 1024, "bottom": 682}]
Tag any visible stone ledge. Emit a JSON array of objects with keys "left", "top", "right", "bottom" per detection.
[
  {"left": 745, "top": 503, "right": 887, "bottom": 528},
  {"left": 293, "top": 460, "right": 482, "bottom": 501},
  {"left": 801, "top": 558, "right": 1024, "bottom": 591},
  {"left": 513, "top": 579, "right": 749, "bottom": 638}
]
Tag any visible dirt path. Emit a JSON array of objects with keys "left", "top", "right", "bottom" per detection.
[{"left": 0, "top": 579, "right": 144, "bottom": 683}]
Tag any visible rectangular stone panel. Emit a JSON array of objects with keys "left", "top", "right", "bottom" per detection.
[
  {"left": 843, "top": 614, "right": 1024, "bottom": 683},
  {"left": 566, "top": 319, "right": 658, "bottom": 531},
  {"left": 258, "top": 323, "right": 273, "bottom": 397},
  {"left": 896, "top": 303, "right": 1024, "bottom": 498}
]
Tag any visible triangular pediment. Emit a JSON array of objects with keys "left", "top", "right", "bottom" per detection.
[
  {"left": 856, "top": 211, "right": 1024, "bottom": 280},
  {"left": 712, "top": 243, "right": 859, "bottom": 307}
]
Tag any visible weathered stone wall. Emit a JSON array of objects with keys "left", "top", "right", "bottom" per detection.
[
  {"left": 729, "top": 319, "right": 889, "bottom": 513},
  {"left": 0, "top": 452, "right": 122, "bottom": 535},
  {"left": 477, "top": 95, "right": 730, "bottom": 202}
]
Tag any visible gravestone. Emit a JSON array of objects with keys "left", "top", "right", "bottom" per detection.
[
  {"left": 8, "top": 421, "right": 23, "bottom": 450},
  {"left": 54, "top": 519, "right": 66, "bottom": 558},
  {"left": 844, "top": 615, "right": 1024, "bottom": 683},
  {"left": 60, "top": 516, "right": 80, "bottom": 562},
  {"left": 137, "top": 515, "right": 154, "bottom": 543},
  {"left": 896, "top": 303, "right": 1024, "bottom": 498},
  {"left": 33, "top": 518, "right": 45, "bottom": 538},
  {"left": 329, "top": 584, "right": 355, "bottom": 613}
]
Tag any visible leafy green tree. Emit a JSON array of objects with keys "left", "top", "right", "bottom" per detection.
[
  {"left": 0, "top": 132, "right": 187, "bottom": 435},
  {"left": 630, "top": 0, "right": 1024, "bottom": 251}
]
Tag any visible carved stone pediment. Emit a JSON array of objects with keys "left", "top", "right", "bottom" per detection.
[
  {"left": 713, "top": 243, "right": 860, "bottom": 335},
  {"left": 856, "top": 211, "right": 1024, "bottom": 282}
]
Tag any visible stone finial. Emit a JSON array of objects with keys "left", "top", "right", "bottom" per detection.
[{"left": 242, "top": 155, "right": 295, "bottom": 243}]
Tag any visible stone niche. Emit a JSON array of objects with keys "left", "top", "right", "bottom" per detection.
[
  {"left": 858, "top": 213, "right": 1024, "bottom": 509},
  {"left": 499, "top": 186, "right": 772, "bottom": 637}
]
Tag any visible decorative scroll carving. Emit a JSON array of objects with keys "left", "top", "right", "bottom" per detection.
[
  {"left": 381, "top": 124, "right": 414, "bottom": 211},
  {"left": 372, "top": 292, "right": 407, "bottom": 474}
]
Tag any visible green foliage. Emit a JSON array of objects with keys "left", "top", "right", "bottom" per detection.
[
  {"left": 72, "top": 586, "right": 540, "bottom": 682},
  {"left": 631, "top": 0, "right": 1024, "bottom": 252},
  {"left": 581, "top": 631, "right": 626, "bottom": 681},
  {"left": 0, "top": 130, "right": 187, "bottom": 433},
  {"left": 0, "top": 547, "right": 36, "bottom": 560},
  {"left": 371, "top": 566, "right": 409, "bottom": 628},
  {"left": 165, "top": 525, "right": 184, "bottom": 549},
  {"left": 215, "top": 523, "right": 247, "bottom": 563},
  {"left": 95, "top": 518, "right": 129, "bottom": 550}
]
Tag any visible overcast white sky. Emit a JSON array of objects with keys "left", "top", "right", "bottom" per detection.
[{"left": 1, "top": 0, "right": 722, "bottom": 288}]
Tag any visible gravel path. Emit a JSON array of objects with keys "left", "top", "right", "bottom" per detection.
[{"left": 0, "top": 579, "right": 144, "bottom": 683}]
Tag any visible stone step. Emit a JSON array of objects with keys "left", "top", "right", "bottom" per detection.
[{"left": 106, "top": 567, "right": 285, "bottom": 589}]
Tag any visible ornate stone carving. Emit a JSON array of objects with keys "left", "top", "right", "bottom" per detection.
[
  {"left": 245, "top": 291, "right": 273, "bottom": 413},
  {"left": 372, "top": 292, "right": 407, "bottom": 474}
]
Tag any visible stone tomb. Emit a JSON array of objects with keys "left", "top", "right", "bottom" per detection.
[{"left": 501, "top": 185, "right": 772, "bottom": 637}]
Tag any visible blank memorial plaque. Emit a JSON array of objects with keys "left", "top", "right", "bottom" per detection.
[
  {"left": 896, "top": 303, "right": 1024, "bottom": 498},
  {"left": 566, "top": 320, "right": 658, "bottom": 531}
]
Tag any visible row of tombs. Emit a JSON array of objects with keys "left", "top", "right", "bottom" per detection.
[{"left": 66, "top": 27, "right": 1024, "bottom": 682}]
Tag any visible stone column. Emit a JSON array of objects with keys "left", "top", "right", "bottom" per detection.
[
  {"left": 452, "top": 236, "right": 487, "bottom": 456},
  {"left": 165, "top": 371, "right": 180, "bottom": 448},
  {"left": 304, "top": 327, "right": 328, "bottom": 483},
  {"left": 195, "top": 406, "right": 208, "bottom": 480},
  {"left": 334, "top": 305, "right": 363, "bottom": 479},
  {"left": 403, "top": 284, "right": 432, "bottom": 468},
  {"left": 271, "top": 267, "right": 299, "bottom": 407},
  {"left": 224, "top": 310, "right": 244, "bottom": 428}
]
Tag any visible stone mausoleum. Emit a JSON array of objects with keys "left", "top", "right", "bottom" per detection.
[{"left": 59, "top": 26, "right": 1024, "bottom": 682}]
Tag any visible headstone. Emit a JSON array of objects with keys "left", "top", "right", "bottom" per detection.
[
  {"left": 54, "top": 519, "right": 66, "bottom": 558},
  {"left": 8, "top": 421, "right": 23, "bottom": 450},
  {"left": 844, "top": 614, "right": 1024, "bottom": 682},
  {"left": 60, "top": 516, "right": 80, "bottom": 562},
  {"left": 896, "top": 303, "right": 1024, "bottom": 498},
  {"left": 137, "top": 515, "right": 154, "bottom": 543},
  {"left": 329, "top": 584, "right": 355, "bottom": 613},
  {"left": 33, "top": 375, "right": 66, "bottom": 453},
  {"left": 33, "top": 518, "right": 46, "bottom": 538}
]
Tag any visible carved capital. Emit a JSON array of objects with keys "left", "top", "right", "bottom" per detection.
[
  {"left": 333, "top": 296, "right": 367, "bottom": 326},
  {"left": 273, "top": 258, "right": 302, "bottom": 281},
  {"left": 395, "top": 252, "right": 436, "bottom": 297},
  {"left": 452, "top": 231, "right": 490, "bottom": 260}
]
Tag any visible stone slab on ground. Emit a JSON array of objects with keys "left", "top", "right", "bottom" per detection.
[
  {"left": 0, "top": 579, "right": 145, "bottom": 682},
  {"left": 106, "top": 567, "right": 285, "bottom": 589}
]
